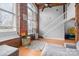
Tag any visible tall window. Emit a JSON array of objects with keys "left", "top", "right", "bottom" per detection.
[
  {"left": 0, "top": 3, "right": 16, "bottom": 32},
  {"left": 28, "top": 8, "right": 33, "bottom": 34},
  {"left": 27, "top": 3, "right": 37, "bottom": 35}
]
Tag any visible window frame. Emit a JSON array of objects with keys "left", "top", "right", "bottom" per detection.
[
  {"left": 27, "top": 3, "right": 38, "bottom": 35},
  {"left": 0, "top": 3, "right": 17, "bottom": 32}
]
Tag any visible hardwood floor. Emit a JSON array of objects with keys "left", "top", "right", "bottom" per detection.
[
  {"left": 19, "top": 38, "right": 76, "bottom": 56},
  {"left": 0, "top": 38, "right": 21, "bottom": 48},
  {"left": 19, "top": 47, "right": 41, "bottom": 56},
  {"left": 65, "top": 39, "right": 76, "bottom": 43},
  {"left": 41, "top": 39, "right": 65, "bottom": 46},
  {"left": 41, "top": 39, "right": 76, "bottom": 45}
]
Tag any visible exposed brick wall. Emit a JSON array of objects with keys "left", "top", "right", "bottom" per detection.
[{"left": 20, "top": 3, "right": 27, "bottom": 36}]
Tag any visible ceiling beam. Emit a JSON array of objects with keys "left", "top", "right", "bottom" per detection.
[{"left": 36, "top": 3, "right": 66, "bottom": 9}]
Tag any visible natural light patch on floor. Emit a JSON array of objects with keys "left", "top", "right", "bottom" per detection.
[{"left": 25, "top": 40, "right": 46, "bottom": 51}]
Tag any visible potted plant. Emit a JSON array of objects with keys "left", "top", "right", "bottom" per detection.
[{"left": 22, "top": 35, "right": 31, "bottom": 46}]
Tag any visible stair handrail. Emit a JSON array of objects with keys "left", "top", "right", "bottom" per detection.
[
  {"left": 42, "top": 5, "right": 70, "bottom": 30},
  {"left": 47, "top": 18, "right": 73, "bottom": 34},
  {"left": 43, "top": 11, "right": 67, "bottom": 30},
  {"left": 40, "top": 4, "right": 75, "bottom": 35}
]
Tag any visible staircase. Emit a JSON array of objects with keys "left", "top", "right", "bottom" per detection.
[{"left": 39, "top": 4, "right": 75, "bottom": 38}]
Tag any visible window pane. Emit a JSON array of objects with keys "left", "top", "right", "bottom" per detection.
[
  {"left": 0, "top": 3, "right": 16, "bottom": 32},
  {"left": 0, "top": 3, "right": 14, "bottom": 12},
  {"left": 27, "top": 4, "right": 37, "bottom": 35},
  {"left": 28, "top": 8, "right": 32, "bottom": 20},
  {"left": 27, "top": 4, "right": 37, "bottom": 13},
  {"left": 0, "top": 10, "right": 13, "bottom": 27},
  {"left": 27, "top": 4, "right": 33, "bottom": 9}
]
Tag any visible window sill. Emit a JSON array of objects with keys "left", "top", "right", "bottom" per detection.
[{"left": 0, "top": 31, "right": 20, "bottom": 42}]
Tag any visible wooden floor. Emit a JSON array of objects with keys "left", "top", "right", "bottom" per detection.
[
  {"left": 65, "top": 39, "right": 76, "bottom": 43},
  {"left": 42, "top": 39, "right": 65, "bottom": 46},
  {"left": 40, "top": 39, "right": 75, "bottom": 46},
  {"left": 19, "top": 39, "right": 76, "bottom": 56},
  {"left": 19, "top": 47, "right": 42, "bottom": 56}
]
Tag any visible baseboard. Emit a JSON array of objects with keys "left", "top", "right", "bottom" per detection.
[
  {"left": 43, "top": 36, "right": 65, "bottom": 40},
  {"left": 41, "top": 37, "right": 65, "bottom": 46}
]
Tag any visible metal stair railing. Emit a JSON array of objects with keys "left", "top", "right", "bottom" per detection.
[{"left": 40, "top": 4, "right": 75, "bottom": 36}]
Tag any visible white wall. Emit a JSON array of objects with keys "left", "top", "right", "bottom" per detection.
[
  {"left": 39, "top": 6, "right": 64, "bottom": 40},
  {"left": 66, "top": 3, "right": 75, "bottom": 20},
  {"left": 65, "top": 3, "right": 75, "bottom": 33}
]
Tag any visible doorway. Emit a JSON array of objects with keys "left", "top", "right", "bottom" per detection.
[{"left": 64, "top": 3, "right": 76, "bottom": 43}]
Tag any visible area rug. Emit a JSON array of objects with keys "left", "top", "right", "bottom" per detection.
[
  {"left": 42, "top": 44, "right": 79, "bottom": 56},
  {"left": 26, "top": 40, "right": 46, "bottom": 51},
  {"left": 25, "top": 40, "right": 79, "bottom": 56},
  {"left": 64, "top": 43, "right": 76, "bottom": 49}
]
